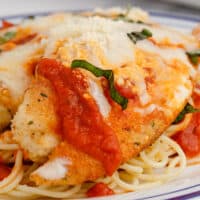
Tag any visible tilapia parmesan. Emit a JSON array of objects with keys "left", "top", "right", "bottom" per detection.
[{"left": 0, "top": 7, "right": 199, "bottom": 188}]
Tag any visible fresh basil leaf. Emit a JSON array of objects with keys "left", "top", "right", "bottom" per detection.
[
  {"left": 28, "top": 121, "right": 34, "bottom": 125},
  {"left": 127, "top": 29, "right": 152, "bottom": 44},
  {"left": 71, "top": 60, "right": 128, "bottom": 110},
  {"left": 0, "top": 31, "right": 16, "bottom": 45},
  {"left": 173, "top": 103, "right": 200, "bottom": 124},
  {"left": 186, "top": 49, "right": 200, "bottom": 65},
  {"left": 115, "top": 14, "right": 144, "bottom": 24},
  {"left": 4, "top": 32, "right": 16, "bottom": 40}
]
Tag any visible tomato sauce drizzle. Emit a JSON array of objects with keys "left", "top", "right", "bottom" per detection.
[
  {"left": 37, "top": 58, "right": 122, "bottom": 175},
  {"left": 86, "top": 183, "right": 114, "bottom": 197},
  {"left": 0, "top": 164, "right": 11, "bottom": 181}
]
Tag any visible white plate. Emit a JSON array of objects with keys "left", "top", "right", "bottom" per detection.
[{"left": 0, "top": 1, "right": 200, "bottom": 200}]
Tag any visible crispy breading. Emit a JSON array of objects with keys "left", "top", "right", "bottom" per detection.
[
  {"left": 0, "top": 131, "right": 16, "bottom": 163},
  {"left": 31, "top": 142, "right": 105, "bottom": 186},
  {"left": 0, "top": 105, "right": 11, "bottom": 132},
  {"left": 12, "top": 78, "right": 60, "bottom": 162}
]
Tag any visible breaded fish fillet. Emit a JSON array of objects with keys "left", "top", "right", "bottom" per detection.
[
  {"left": 12, "top": 78, "right": 60, "bottom": 162},
  {"left": 1, "top": 8, "right": 198, "bottom": 186}
]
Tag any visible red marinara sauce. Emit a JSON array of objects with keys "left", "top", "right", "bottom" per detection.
[
  {"left": 173, "top": 92, "right": 200, "bottom": 158},
  {"left": 37, "top": 58, "right": 122, "bottom": 175},
  {"left": 0, "top": 164, "right": 11, "bottom": 181},
  {"left": 86, "top": 183, "right": 114, "bottom": 197}
]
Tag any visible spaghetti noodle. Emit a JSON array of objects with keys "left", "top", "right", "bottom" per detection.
[{"left": 0, "top": 122, "right": 188, "bottom": 199}]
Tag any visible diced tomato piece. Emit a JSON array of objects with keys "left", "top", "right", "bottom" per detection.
[
  {"left": 87, "top": 183, "right": 114, "bottom": 197},
  {"left": 115, "top": 84, "right": 138, "bottom": 100},
  {"left": 1, "top": 20, "right": 14, "bottom": 29},
  {"left": 173, "top": 113, "right": 200, "bottom": 157}
]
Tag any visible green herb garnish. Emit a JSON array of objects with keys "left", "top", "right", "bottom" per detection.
[
  {"left": 115, "top": 14, "right": 144, "bottom": 24},
  {"left": 173, "top": 103, "right": 200, "bottom": 124},
  {"left": 127, "top": 29, "right": 152, "bottom": 44},
  {"left": 28, "top": 121, "right": 34, "bottom": 125},
  {"left": 71, "top": 60, "right": 128, "bottom": 110},
  {"left": 40, "top": 93, "right": 48, "bottom": 98},
  {"left": 151, "top": 121, "right": 155, "bottom": 128},
  {"left": 134, "top": 142, "right": 140, "bottom": 146},
  {"left": 186, "top": 49, "right": 200, "bottom": 65},
  {"left": 0, "top": 31, "right": 16, "bottom": 45}
]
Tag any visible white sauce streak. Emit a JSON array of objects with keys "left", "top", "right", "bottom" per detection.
[
  {"left": 33, "top": 158, "right": 71, "bottom": 180},
  {"left": 88, "top": 79, "right": 111, "bottom": 118}
]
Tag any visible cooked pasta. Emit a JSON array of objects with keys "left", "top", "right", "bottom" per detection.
[{"left": 0, "top": 122, "right": 188, "bottom": 199}]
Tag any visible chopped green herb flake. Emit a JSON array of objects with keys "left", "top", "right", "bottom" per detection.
[
  {"left": 0, "top": 37, "right": 7, "bottom": 45},
  {"left": 141, "top": 29, "right": 152, "bottom": 37},
  {"left": 71, "top": 60, "right": 128, "bottom": 110},
  {"left": 4, "top": 32, "right": 16, "bottom": 40},
  {"left": 134, "top": 142, "right": 140, "bottom": 146},
  {"left": 173, "top": 103, "right": 200, "bottom": 124},
  {"left": 28, "top": 15, "right": 35, "bottom": 20},
  {"left": 186, "top": 49, "right": 200, "bottom": 65},
  {"left": 40, "top": 93, "right": 48, "bottom": 98},
  {"left": 127, "top": 29, "right": 152, "bottom": 44},
  {"left": 0, "top": 31, "right": 16, "bottom": 45},
  {"left": 28, "top": 121, "right": 34, "bottom": 125},
  {"left": 151, "top": 121, "right": 155, "bottom": 128},
  {"left": 115, "top": 14, "right": 135, "bottom": 23}
]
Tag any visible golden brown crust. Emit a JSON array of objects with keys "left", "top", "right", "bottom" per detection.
[
  {"left": 12, "top": 78, "right": 60, "bottom": 162},
  {"left": 31, "top": 142, "right": 105, "bottom": 186}
]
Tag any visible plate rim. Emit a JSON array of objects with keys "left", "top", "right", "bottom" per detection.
[{"left": 0, "top": 9, "right": 199, "bottom": 23}]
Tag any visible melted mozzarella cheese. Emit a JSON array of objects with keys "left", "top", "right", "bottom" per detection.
[
  {"left": 166, "top": 84, "right": 191, "bottom": 109},
  {"left": 115, "top": 65, "right": 151, "bottom": 106},
  {"left": 148, "top": 26, "right": 198, "bottom": 50},
  {"left": 0, "top": 43, "right": 42, "bottom": 100},
  {"left": 46, "top": 16, "right": 136, "bottom": 68},
  {"left": 21, "top": 13, "right": 70, "bottom": 34},
  {"left": 88, "top": 79, "right": 111, "bottom": 118},
  {"left": 133, "top": 104, "right": 172, "bottom": 116},
  {"left": 174, "top": 85, "right": 191, "bottom": 104},
  {"left": 137, "top": 40, "right": 196, "bottom": 77},
  {"left": 138, "top": 82, "right": 150, "bottom": 105},
  {"left": 94, "top": 7, "right": 149, "bottom": 22},
  {"left": 40, "top": 14, "right": 196, "bottom": 108},
  {"left": 33, "top": 158, "right": 71, "bottom": 180},
  {"left": 134, "top": 104, "right": 158, "bottom": 115}
]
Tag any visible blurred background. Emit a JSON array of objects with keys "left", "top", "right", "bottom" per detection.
[{"left": 0, "top": 0, "right": 199, "bottom": 19}]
